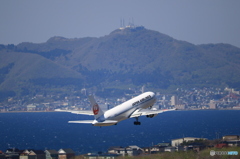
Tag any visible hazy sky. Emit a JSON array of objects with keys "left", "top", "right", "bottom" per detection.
[{"left": 1, "top": 0, "right": 240, "bottom": 48}]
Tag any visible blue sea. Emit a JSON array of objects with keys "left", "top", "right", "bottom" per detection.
[{"left": 0, "top": 110, "right": 240, "bottom": 154}]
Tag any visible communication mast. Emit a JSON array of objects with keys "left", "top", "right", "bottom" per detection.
[{"left": 120, "top": 18, "right": 125, "bottom": 29}]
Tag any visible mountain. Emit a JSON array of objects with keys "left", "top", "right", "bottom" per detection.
[
  {"left": 0, "top": 51, "right": 83, "bottom": 99},
  {"left": 1, "top": 26, "right": 240, "bottom": 99}
]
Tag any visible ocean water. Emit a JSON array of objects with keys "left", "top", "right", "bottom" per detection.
[{"left": 0, "top": 110, "right": 240, "bottom": 154}]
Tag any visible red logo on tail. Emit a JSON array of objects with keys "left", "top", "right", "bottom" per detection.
[{"left": 93, "top": 104, "right": 99, "bottom": 115}]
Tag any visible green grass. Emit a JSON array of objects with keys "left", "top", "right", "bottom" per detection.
[{"left": 115, "top": 147, "right": 240, "bottom": 159}]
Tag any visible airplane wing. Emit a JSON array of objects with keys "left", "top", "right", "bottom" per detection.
[
  {"left": 55, "top": 109, "right": 95, "bottom": 115},
  {"left": 68, "top": 110, "right": 94, "bottom": 115},
  {"left": 68, "top": 120, "right": 118, "bottom": 126},
  {"left": 130, "top": 108, "right": 176, "bottom": 118},
  {"left": 68, "top": 120, "right": 94, "bottom": 123}
]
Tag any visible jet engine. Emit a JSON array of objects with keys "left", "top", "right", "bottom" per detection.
[{"left": 146, "top": 114, "right": 158, "bottom": 118}]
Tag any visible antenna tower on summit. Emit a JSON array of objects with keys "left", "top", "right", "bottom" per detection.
[
  {"left": 119, "top": 17, "right": 143, "bottom": 30},
  {"left": 120, "top": 18, "right": 125, "bottom": 29}
]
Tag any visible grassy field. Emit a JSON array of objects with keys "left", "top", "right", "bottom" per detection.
[
  {"left": 120, "top": 147, "right": 240, "bottom": 159},
  {"left": 74, "top": 147, "right": 240, "bottom": 159}
]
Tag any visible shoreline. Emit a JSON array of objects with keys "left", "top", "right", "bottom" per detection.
[
  {"left": 0, "top": 111, "right": 58, "bottom": 113},
  {"left": 1, "top": 108, "right": 240, "bottom": 113}
]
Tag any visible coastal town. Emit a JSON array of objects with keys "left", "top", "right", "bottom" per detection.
[
  {"left": 0, "top": 87, "right": 240, "bottom": 112},
  {"left": 0, "top": 135, "right": 239, "bottom": 158}
]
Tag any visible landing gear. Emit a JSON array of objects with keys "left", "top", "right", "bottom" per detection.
[
  {"left": 134, "top": 121, "right": 141, "bottom": 125},
  {"left": 134, "top": 117, "right": 141, "bottom": 125}
]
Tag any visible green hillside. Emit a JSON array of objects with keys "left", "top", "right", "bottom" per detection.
[
  {"left": 0, "top": 51, "right": 83, "bottom": 98},
  {"left": 56, "top": 27, "right": 240, "bottom": 89},
  {"left": 1, "top": 27, "right": 240, "bottom": 99}
]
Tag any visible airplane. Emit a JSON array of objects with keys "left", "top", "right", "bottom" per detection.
[{"left": 55, "top": 91, "right": 176, "bottom": 126}]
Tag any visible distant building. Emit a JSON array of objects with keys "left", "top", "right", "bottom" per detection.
[
  {"left": 126, "top": 146, "right": 144, "bottom": 156},
  {"left": 141, "top": 85, "right": 145, "bottom": 93},
  {"left": 171, "top": 137, "right": 207, "bottom": 147},
  {"left": 0, "top": 150, "right": 5, "bottom": 159},
  {"left": 81, "top": 88, "right": 87, "bottom": 95},
  {"left": 157, "top": 143, "right": 171, "bottom": 147},
  {"left": 58, "top": 149, "right": 75, "bottom": 159},
  {"left": 5, "top": 148, "right": 21, "bottom": 159},
  {"left": 222, "top": 135, "right": 240, "bottom": 146},
  {"left": 222, "top": 135, "right": 239, "bottom": 141},
  {"left": 19, "top": 150, "right": 45, "bottom": 159},
  {"left": 171, "top": 96, "right": 178, "bottom": 106},
  {"left": 164, "top": 147, "right": 176, "bottom": 152},
  {"left": 26, "top": 104, "right": 36, "bottom": 111},
  {"left": 108, "top": 145, "right": 143, "bottom": 157},
  {"left": 84, "top": 153, "right": 120, "bottom": 159},
  {"left": 142, "top": 145, "right": 167, "bottom": 154},
  {"left": 224, "top": 87, "right": 240, "bottom": 95},
  {"left": 108, "top": 146, "right": 126, "bottom": 156},
  {"left": 233, "top": 106, "right": 240, "bottom": 109},
  {"left": 19, "top": 150, "right": 30, "bottom": 159},
  {"left": 8, "top": 98, "right": 13, "bottom": 102},
  {"left": 215, "top": 143, "right": 228, "bottom": 148},
  {"left": 45, "top": 150, "right": 58, "bottom": 159},
  {"left": 209, "top": 100, "right": 216, "bottom": 109},
  {"left": 176, "top": 104, "right": 185, "bottom": 110},
  {"left": 28, "top": 150, "right": 45, "bottom": 159}
]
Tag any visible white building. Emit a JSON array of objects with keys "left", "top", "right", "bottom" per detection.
[
  {"left": 108, "top": 145, "right": 143, "bottom": 156},
  {"left": 209, "top": 100, "right": 217, "bottom": 109},
  {"left": 171, "top": 95, "right": 178, "bottom": 106},
  {"left": 26, "top": 104, "right": 36, "bottom": 111},
  {"left": 171, "top": 137, "right": 207, "bottom": 147},
  {"left": 164, "top": 147, "right": 176, "bottom": 152}
]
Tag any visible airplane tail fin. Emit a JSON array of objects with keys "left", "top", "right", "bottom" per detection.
[{"left": 88, "top": 95, "right": 104, "bottom": 119}]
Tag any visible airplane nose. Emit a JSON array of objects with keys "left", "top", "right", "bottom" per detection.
[{"left": 151, "top": 92, "right": 156, "bottom": 98}]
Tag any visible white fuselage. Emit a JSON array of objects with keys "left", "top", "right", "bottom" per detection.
[{"left": 92, "top": 92, "right": 156, "bottom": 126}]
